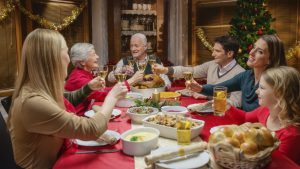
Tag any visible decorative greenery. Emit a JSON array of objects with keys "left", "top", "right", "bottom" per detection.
[
  {"left": 15, "top": 0, "right": 87, "bottom": 31},
  {"left": 195, "top": 27, "right": 213, "bottom": 52},
  {"left": 229, "top": 0, "right": 276, "bottom": 69},
  {"left": 0, "top": 0, "right": 15, "bottom": 22},
  {"left": 134, "top": 98, "right": 180, "bottom": 110},
  {"left": 286, "top": 42, "right": 300, "bottom": 67}
]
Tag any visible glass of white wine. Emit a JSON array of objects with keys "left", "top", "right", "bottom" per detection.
[
  {"left": 137, "top": 60, "right": 147, "bottom": 72},
  {"left": 148, "top": 55, "right": 156, "bottom": 73},
  {"left": 127, "top": 56, "right": 135, "bottom": 68},
  {"left": 183, "top": 65, "right": 194, "bottom": 92},
  {"left": 113, "top": 65, "right": 127, "bottom": 84},
  {"left": 97, "top": 65, "right": 108, "bottom": 80}
]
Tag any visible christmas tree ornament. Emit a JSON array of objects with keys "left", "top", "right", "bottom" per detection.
[
  {"left": 238, "top": 48, "right": 243, "bottom": 53},
  {"left": 252, "top": 21, "right": 256, "bottom": 26},
  {"left": 257, "top": 29, "right": 263, "bottom": 35}
]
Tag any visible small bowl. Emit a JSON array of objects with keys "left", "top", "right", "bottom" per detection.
[
  {"left": 116, "top": 92, "right": 143, "bottom": 108},
  {"left": 126, "top": 106, "right": 159, "bottom": 124},
  {"left": 161, "top": 106, "right": 188, "bottom": 116},
  {"left": 121, "top": 127, "right": 160, "bottom": 156}
]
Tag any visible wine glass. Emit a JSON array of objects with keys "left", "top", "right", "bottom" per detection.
[
  {"left": 183, "top": 65, "right": 194, "bottom": 93},
  {"left": 97, "top": 65, "right": 108, "bottom": 80},
  {"left": 137, "top": 60, "right": 147, "bottom": 72},
  {"left": 113, "top": 65, "right": 127, "bottom": 84},
  {"left": 148, "top": 55, "right": 156, "bottom": 73},
  {"left": 127, "top": 56, "right": 135, "bottom": 68}
]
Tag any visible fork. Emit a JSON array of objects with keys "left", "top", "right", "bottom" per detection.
[{"left": 75, "top": 149, "right": 120, "bottom": 154}]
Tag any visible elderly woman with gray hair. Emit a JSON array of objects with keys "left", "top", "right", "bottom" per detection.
[{"left": 65, "top": 43, "right": 143, "bottom": 115}]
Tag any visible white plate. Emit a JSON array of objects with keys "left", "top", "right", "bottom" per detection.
[
  {"left": 75, "top": 130, "right": 121, "bottom": 146},
  {"left": 152, "top": 145, "right": 209, "bottom": 169},
  {"left": 161, "top": 106, "right": 188, "bottom": 115},
  {"left": 84, "top": 109, "right": 122, "bottom": 119},
  {"left": 209, "top": 125, "right": 225, "bottom": 134}
]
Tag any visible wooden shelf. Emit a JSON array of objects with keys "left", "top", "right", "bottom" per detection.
[
  {"left": 121, "top": 10, "right": 157, "bottom": 15},
  {"left": 197, "top": 0, "right": 237, "bottom": 7},
  {"left": 121, "top": 31, "right": 157, "bottom": 36}
]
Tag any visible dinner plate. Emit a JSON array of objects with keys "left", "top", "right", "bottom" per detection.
[
  {"left": 84, "top": 109, "right": 122, "bottom": 119},
  {"left": 209, "top": 125, "right": 225, "bottom": 134},
  {"left": 75, "top": 130, "right": 121, "bottom": 146},
  {"left": 152, "top": 145, "right": 209, "bottom": 169}
]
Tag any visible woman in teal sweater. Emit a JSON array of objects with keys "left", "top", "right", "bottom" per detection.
[{"left": 187, "top": 34, "right": 286, "bottom": 111}]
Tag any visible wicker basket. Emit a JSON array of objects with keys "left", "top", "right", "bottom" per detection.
[{"left": 208, "top": 123, "right": 280, "bottom": 169}]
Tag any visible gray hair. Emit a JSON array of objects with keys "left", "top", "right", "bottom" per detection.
[
  {"left": 70, "top": 43, "right": 95, "bottom": 68},
  {"left": 131, "top": 33, "right": 147, "bottom": 46}
]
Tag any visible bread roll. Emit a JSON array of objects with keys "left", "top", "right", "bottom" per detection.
[{"left": 240, "top": 141, "right": 258, "bottom": 155}]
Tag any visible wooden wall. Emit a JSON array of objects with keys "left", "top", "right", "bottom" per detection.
[
  {"left": 191, "top": 0, "right": 300, "bottom": 71},
  {"left": 0, "top": 0, "right": 90, "bottom": 96}
]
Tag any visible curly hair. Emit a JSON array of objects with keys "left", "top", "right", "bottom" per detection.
[{"left": 262, "top": 66, "right": 300, "bottom": 127}]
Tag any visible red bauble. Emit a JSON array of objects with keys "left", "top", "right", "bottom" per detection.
[
  {"left": 257, "top": 29, "right": 263, "bottom": 35},
  {"left": 247, "top": 44, "right": 253, "bottom": 52}
]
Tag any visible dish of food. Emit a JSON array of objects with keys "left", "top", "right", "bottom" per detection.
[
  {"left": 132, "top": 74, "right": 165, "bottom": 89},
  {"left": 84, "top": 109, "right": 121, "bottom": 119},
  {"left": 143, "top": 114, "right": 205, "bottom": 140},
  {"left": 161, "top": 106, "right": 188, "bottom": 115},
  {"left": 126, "top": 106, "right": 159, "bottom": 124},
  {"left": 160, "top": 92, "right": 181, "bottom": 100},
  {"left": 75, "top": 130, "right": 120, "bottom": 146}
]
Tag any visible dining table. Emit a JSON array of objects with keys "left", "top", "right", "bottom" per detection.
[{"left": 53, "top": 87, "right": 300, "bottom": 169}]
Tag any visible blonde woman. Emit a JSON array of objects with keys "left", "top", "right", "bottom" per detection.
[
  {"left": 226, "top": 66, "right": 300, "bottom": 164},
  {"left": 7, "top": 29, "right": 128, "bottom": 169}
]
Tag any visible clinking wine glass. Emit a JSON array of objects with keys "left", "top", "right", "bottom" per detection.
[
  {"left": 183, "top": 65, "right": 194, "bottom": 94},
  {"left": 113, "top": 65, "right": 127, "bottom": 84},
  {"left": 127, "top": 56, "right": 135, "bottom": 68},
  {"left": 137, "top": 60, "right": 147, "bottom": 72},
  {"left": 148, "top": 55, "right": 156, "bottom": 73},
  {"left": 97, "top": 65, "right": 108, "bottom": 80}
]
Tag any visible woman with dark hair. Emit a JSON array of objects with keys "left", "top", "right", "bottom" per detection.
[{"left": 187, "top": 34, "right": 287, "bottom": 111}]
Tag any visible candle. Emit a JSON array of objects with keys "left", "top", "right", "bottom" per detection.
[{"left": 152, "top": 89, "right": 160, "bottom": 103}]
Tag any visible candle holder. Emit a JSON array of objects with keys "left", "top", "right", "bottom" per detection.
[{"left": 152, "top": 89, "right": 160, "bottom": 103}]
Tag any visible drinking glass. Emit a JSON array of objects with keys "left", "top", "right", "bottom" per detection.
[
  {"left": 213, "top": 86, "right": 227, "bottom": 116},
  {"left": 127, "top": 56, "right": 135, "bottom": 68},
  {"left": 137, "top": 60, "right": 147, "bottom": 72},
  {"left": 113, "top": 65, "right": 127, "bottom": 83},
  {"left": 148, "top": 55, "right": 156, "bottom": 73},
  {"left": 176, "top": 116, "right": 191, "bottom": 145},
  {"left": 97, "top": 65, "right": 108, "bottom": 80}
]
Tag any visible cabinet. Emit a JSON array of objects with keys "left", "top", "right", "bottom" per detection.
[{"left": 108, "top": 0, "right": 166, "bottom": 64}]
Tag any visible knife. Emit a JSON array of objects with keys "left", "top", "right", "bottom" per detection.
[{"left": 75, "top": 149, "right": 120, "bottom": 154}]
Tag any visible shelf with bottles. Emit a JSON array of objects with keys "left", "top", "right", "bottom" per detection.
[
  {"left": 121, "top": 31, "right": 156, "bottom": 36},
  {"left": 121, "top": 10, "right": 156, "bottom": 15}
]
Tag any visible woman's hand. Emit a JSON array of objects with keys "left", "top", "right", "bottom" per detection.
[
  {"left": 152, "top": 64, "right": 168, "bottom": 74},
  {"left": 106, "top": 83, "right": 128, "bottom": 101},
  {"left": 88, "top": 76, "right": 106, "bottom": 90},
  {"left": 127, "top": 71, "right": 144, "bottom": 85},
  {"left": 185, "top": 79, "right": 203, "bottom": 93}
]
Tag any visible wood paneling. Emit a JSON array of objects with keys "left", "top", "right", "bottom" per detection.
[
  {"left": 0, "top": 2, "right": 19, "bottom": 96},
  {"left": 191, "top": 0, "right": 300, "bottom": 71}
]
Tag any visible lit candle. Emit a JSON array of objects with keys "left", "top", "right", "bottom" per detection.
[{"left": 152, "top": 89, "right": 160, "bottom": 103}]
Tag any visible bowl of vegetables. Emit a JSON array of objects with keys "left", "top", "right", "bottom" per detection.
[{"left": 126, "top": 106, "right": 159, "bottom": 124}]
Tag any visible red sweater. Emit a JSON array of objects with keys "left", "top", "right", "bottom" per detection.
[
  {"left": 64, "top": 68, "right": 109, "bottom": 115},
  {"left": 226, "top": 106, "right": 300, "bottom": 165}
]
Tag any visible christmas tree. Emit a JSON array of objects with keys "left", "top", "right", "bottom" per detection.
[{"left": 229, "top": 0, "right": 276, "bottom": 69}]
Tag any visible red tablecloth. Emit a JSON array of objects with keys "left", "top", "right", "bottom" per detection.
[{"left": 53, "top": 88, "right": 300, "bottom": 169}]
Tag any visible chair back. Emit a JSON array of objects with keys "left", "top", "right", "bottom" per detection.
[
  {"left": 1, "top": 96, "right": 12, "bottom": 113},
  {"left": 0, "top": 112, "right": 21, "bottom": 169}
]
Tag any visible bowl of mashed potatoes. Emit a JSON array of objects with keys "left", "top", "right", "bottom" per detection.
[{"left": 121, "top": 127, "right": 160, "bottom": 156}]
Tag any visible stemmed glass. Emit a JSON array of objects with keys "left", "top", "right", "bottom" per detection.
[
  {"left": 148, "top": 55, "right": 156, "bottom": 73},
  {"left": 183, "top": 65, "right": 194, "bottom": 94},
  {"left": 137, "top": 60, "right": 147, "bottom": 72},
  {"left": 127, "top": 56, "right": 135, "bottom": 68},
  {"left": 97, "top": 65, "right": 108, "bottom": 80},
  {"left": 113, "top": 65, "right": 127, "bottom": 84}
]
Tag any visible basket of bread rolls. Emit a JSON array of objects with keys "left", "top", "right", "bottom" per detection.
[{"left": 208, "top": 122, "right": 280, "bottom": 169}]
